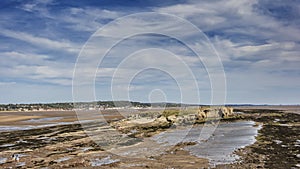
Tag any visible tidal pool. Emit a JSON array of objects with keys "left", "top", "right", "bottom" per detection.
[
  {"left": 0, "top": 119, "right": 98, "bottom": 132},
  {"left": 0, "top": 157, "right": 7, "bottom": 164},
  {"left": 25, "top": 117, "right": 63, "bottom": 123},
  {"left": 90, "top": 156, "right": 120, "bottom": 166},
  {"left": 152, "top": 120, "right": 261, "bottom": 166}
]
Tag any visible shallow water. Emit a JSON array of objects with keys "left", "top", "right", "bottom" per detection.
[
  {"left": 16, "top": 162, "right": 26, "bottom": 167},
  {"left": 25, "top": 117, "right": 63, "bottom": 123},
  {"left": 0, "top": 119, "right": 97, "bottom": 132},
  {"left": 0, "top": 143, "right": 15, "bottom": 147},
  {"left": 90, "top": 156, "right": 120, "bottom": 166},
  {"left": 0, "top": 157, "right": 7, "bottom": 164},
  {"left": 152, "top": 120, "right": 261, "bottom": 165},
  {"left": 55, "top": 157, "right": 72, "bottom": 163}
]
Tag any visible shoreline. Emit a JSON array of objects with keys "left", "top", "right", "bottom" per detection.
[{"left": 0, "top": 106, "right": 299, "bottom": 168}]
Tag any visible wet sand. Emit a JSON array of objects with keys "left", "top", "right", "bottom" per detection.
[{"left": 0, "top": 109, "right": 209, "bottom": 168}]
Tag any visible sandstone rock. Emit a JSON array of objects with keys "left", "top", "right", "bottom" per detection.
[
  {"left": 227, "top": 107, "right": 234, "bottom": 115},
  {"left": 167, "top": 115, "right": 177, "bottom": 123},
  {"left": 154, "top": 116, "right": 169, "bottom": 124},
  {"left": 197, "top": 106, "right": 234, "bottom": 119},
  {"left": 197, "top": 107, "right": 209, "bottom": 119}
]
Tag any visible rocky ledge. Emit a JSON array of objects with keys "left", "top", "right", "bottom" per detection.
[{"left": 111, "top": 106, "right": 242, "bottom": 137}]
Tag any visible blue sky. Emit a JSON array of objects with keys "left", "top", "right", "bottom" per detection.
[{"left": 0, "top": 0, "right": 299, "bottom": 104}]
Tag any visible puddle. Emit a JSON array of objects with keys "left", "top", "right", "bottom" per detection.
[
  {"left": 0, "top": 119, "right": 98, "bottom": 132},
  {"left": 16, "top": 139, "right": 28, "bottom": 143},
  {"left": 16, "top": 154, "right": 27, "bottom": 157},
  {"left": 90, "top": 156, "right": 120, "bottom": 166},
  {"left": 152, "top": 121, "right": 261, "bottom": 166},
  {"left": 16, "top": 162, "right": 26, "bottom": 167},
  {"left": 55, "top": 157, "right": 72, "bottom": 163},
  {"left": 0, "top": 126, "right": 34, "bottom": 132},
  {"left": 295, "top": 140, "right": 300, "bottom": 147},
  {"left": 0, "top": 143, "right": 15, "bottom": 147},
  {"left": 0, "top": 157, "right": 7, "bottom": 164},
  {"left": 125, "top": 163, "right": 146, "bottom": 167},
  {"left": 81, "top": 147, "right": 93, "bottom": 152},
  {"left": 25, "top": 117, "right": 63, "bottom": 123},
  {"left": 274, "top": 140, "right": 282, "bottom": 144}
]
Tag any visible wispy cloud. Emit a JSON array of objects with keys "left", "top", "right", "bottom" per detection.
[
  {"left": 0, "top": 0, "right": 299, "bottom": 104},
  {"left": 0, "top": 29, "right": 80, "bottom": 53},
  {"left": 0, "top": 82, "right": 16, "bottom": 86},
  {"left": 0, "top": 51, "right": 74, "bottom": 86}
]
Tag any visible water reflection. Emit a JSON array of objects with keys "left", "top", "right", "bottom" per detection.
[{"left": 152, "top": 121, "right": 261, "bottom": 165}]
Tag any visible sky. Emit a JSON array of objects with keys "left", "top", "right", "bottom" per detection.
[{"left": 0, "top": 0, "right": 299, "bottom": 104}]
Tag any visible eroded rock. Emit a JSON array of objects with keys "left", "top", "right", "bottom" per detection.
[{"left": 197, "top": 106, "right": 234, "bottom": 120}]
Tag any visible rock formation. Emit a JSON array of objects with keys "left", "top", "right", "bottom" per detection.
[
  {"left": 112, "top": 106, "right": 235, "bottom": 137},
  {"left": 197, "top": 106, "right": 234, "bottom": 119}
]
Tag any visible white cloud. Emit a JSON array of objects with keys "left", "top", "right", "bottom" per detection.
[
  {"left": 0, "top": 82, "right": 16, "bottom": 86},
  {"left": 18, "top": 0, "right": 55, "bottom": 19},
  {"left": 21, "top": 3, "right": 37, "bottom": 12},
  {"left": 0, "top": 51, "right": 49, "bottom": 66},
  {"left": 0, "top": 29, "right": 80, "bottom": 53},
  {"left": 0, "top": 51, "right": 74, "bottom": 86},
  {"left": 58, "top": 7, "right": 123, "bottom": 32},
  {"left": 155, "top": 0, "right": 300, "bottom": 42}
]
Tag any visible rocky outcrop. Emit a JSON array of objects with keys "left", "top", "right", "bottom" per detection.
[
  {"left": 197, "top": 106, "right": 234, "bottom": 120},
  {"left": 112, "top": 115, "right": 171, "bottom": 137},
  {"left": 222, "top": 106, "right": 234, "bottom": 117},
  {"left": 112, "top": 107, "right": 236, "bottom": 137},
  {"left": 166, "top": 114, "right": 178, "bottom": 123}
]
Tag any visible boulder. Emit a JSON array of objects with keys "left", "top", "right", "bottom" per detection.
[
  {"left": 197, "top": 106, "right": 234, "bottom": 119},
  {"left": 154, "top": 116, "right": 169, "bottom": 124},
  {"left": 167, "top": 115, "right": 178, "bottom": 123},
  {"left": 227, "top": 107, "right": 234, "bottom": 116},
  {"left": 218, "top": 106, "right": 234, "bottom": 118},
  {"left": 197, "top": 107, "right": 209, "bottom": 119}
]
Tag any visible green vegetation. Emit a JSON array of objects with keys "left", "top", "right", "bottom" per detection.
[
  {"left": 160, "top": 108, "right": 198, "bottom": 117},
  {"left": 162, "top": 110, "right": 180, "bottom": 117}
]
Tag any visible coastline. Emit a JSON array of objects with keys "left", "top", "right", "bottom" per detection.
[{"left": 0, "top": 106, "right": 299, "bottom": 168}]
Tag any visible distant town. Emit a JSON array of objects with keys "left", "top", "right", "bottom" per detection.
[
  {"left": 0, "top": 101, "right": 267, "bottom": 112},
  {"left": 0, "top": 101, "right": 193, "bottom": 111}
]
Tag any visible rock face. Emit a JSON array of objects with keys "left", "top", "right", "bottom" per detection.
[
  {"left": 221, "top": 106, "right": 234, "bottom": 118},
  {"left": 197, "top": 106, "right": 234, "bottom": 119},
  {"left": 166, "top": 115, "right": 178, "bottom": 123},
  {"left": 154, "top": 115, "right": 170, "bottom": 125}
]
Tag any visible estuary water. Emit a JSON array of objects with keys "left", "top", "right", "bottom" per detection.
[{"left": 152, "top": 120, "right": 262, "bottom": 166}]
